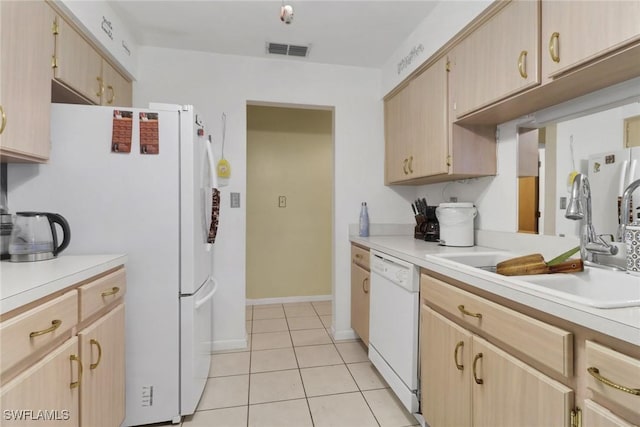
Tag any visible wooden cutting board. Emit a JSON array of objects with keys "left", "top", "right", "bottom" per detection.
[{"left": 496, "top": 254, "right": 583, "bottom": 276}]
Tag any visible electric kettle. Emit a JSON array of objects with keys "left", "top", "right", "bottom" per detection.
[{"left": 9, "top": 212, "right": 71, "bottom": 262}]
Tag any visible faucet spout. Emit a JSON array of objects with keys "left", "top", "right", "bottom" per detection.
[{"left": 566, "top": 174, "right": 619, "bottom": 264}]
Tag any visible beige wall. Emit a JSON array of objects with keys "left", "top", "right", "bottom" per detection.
[{"left": 246, "top": 106, "right": 333, "bottom": 299}]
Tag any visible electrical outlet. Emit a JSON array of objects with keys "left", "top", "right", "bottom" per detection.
[
  {"left": 230, "top": 192, "right": 240, "bottom": 208},
  {"left": 278, "top": 196, "right": 287, "bottom": 208},
  {"left": 560, "top": 196, "right": 567, "bottom": 210},
  {"left": 449, "top": 196, "right": 458, "bottom": 202}
]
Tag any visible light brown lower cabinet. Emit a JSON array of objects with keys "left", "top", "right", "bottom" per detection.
[
  {"left": 420, "top": 305, "right": 573, "bottom": 427},
  {"left": 0, "top": 337, "right": 80, "bottom": 426},
  {"left": 350, "top": 244, "right": 370, "bottom": 345},
  {"left": 0, "top": 266, "right": 126, "bottom": 427},
  {"left": 78, "top": 304, "right": 125, "bottom": 427}
]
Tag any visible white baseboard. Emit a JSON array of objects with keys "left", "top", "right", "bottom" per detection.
[
  {"left": 331, "top": 326, "right": 359, "bottom": 341},
  {"left": 211, "top": 337, "right": 248, "bottom": 352},
  {"left": 247, "top": 294, "right": 332, "bottom": 306}
]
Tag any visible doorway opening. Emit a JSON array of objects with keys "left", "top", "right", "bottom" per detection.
[{"left": 246, "top": 104, "right": 334, "bottom": 302}]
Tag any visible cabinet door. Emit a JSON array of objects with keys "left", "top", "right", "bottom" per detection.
[
  {"left": 78, "top": 304, "right": 125, "bottom": 427},
  {"left": 420, "top": 305, "right": 472, "bottom": 427},
  {"left": 0, "top": 0, "right": 55, "bottom": 162},
  {"left": 350, "top": 263, "right": 370, "bottom": 345},
  {"left": 0, "top": 337, "right": 80, "bottom": 426},
  {"left": 101, "top": 60, "right": 132, "bottom": 107},
  {"left": 583, "top": 399, "right": 637, "bottom": 427},
  {"left": 410, "top": 56, "right": 449, "bottom": 179},
  {"left": 451, "top": 0, "right": 540, "bottom": 118},
  {"left": 384, "top": 84, "right": 412, "bottom": 184},
  {"left": 54, "top": 16, "right": 102, "bottom": 104},
  {"left": 542, "top": 1, "right": 640, "bottom": 79},
  {"left": 471, "top": 335, "right": 573, "bottom": 427}
]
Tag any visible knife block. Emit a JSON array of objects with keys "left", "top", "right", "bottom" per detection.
[{"left": 414, "top": 216, "right": 427, "bottom": 240}]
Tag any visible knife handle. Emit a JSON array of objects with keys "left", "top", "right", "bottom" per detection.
[{"left": 548, "top": 259, "right": 584, "bottom": 274}]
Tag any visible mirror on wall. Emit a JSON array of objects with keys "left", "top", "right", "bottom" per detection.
[{"left": 517, "top": 88, "right": 640, "bottom": 238}]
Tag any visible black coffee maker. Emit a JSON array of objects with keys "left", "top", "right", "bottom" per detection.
[{"left": 413, "top": 199, "right": 439, "bottom": 242}]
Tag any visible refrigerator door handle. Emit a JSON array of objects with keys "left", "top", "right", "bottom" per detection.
[{"left": 195, "top": 277, "right": 218, "bottom": 310}]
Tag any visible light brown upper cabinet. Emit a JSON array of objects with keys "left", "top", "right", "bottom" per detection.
[
  {"left": 385, "top": 57, "right": 448, "bottom": 184},
  {"left": 101, "top": 60, "right": 132, "bottom": 107},
  {"left": 450, "top": 0, "right": 540, "bottom": 120},
  {"left": 385, "top": 56, "right": 496, "bottom": 185},
  {"left": 53, "top": 14, "right": 132, "bottom": 107},
  {"left": 0, "top": 1, "right": 55, "bottom": 162},
  {"left": 541, "top": 0, "right": 640, "bottom": 79},
  {"left": 53, "top": 15, "right": 103, "bottom": 105}
]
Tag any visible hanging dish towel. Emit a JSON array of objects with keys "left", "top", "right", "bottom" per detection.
[{"left": 208, "top": 188, "right": 220, "bottom": 244}]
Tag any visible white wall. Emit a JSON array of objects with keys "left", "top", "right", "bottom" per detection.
[
  {"left": 381, "top": 0, "right": 492, "bottom": 96},
  {"left": 134, "top": 47, "right": 416, "bottom": 347}
]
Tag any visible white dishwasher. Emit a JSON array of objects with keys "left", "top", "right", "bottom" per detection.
[{"left": 369, "top": 250, "right": 420, "bottom": 413}]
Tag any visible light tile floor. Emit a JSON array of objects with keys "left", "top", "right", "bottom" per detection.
[{"left": 179, "top": 301, "right": 419, "bottom": 427}]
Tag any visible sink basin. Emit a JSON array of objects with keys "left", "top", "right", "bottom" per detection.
[
  {"left": 433, "top": 252, "right": 515, "bottom": 272},
  {"left": 433, "top": 252, "right": 640, "bottom": 309},
  {"left": 513, "top": 268, "right": 640, "bottom": 309}
]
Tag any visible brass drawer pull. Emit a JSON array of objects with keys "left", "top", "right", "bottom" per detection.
[
  {"left": 106, "top": 85, "right": 115, "bottom": 105},
  {"left": 403, "top": 159, "right": 409, "bottom": 175},
  {"left": 362, "top": 277, "right": 369, "bottom": 294},
  {"left": 96, "top": 76, "right": 105, "bottom": 98},
  {"left": 29, "top": 319, "right": 62, "bottom": 338},
  {"left": 454, "top": 341, "right": 464, "bottom": 370},
  {"left": 101, "top": 286, "right": 120, "bottom": 297},
  {"left": 408, "top": 156, "right": 414, "bottom": 174},
  {"left": 518, "top": 50, "right": 528, "bottom": 79},
  {"left": 473, "top": 352, "right": 483, "bottom": 384},
  {"left": 587, "top": 367, "right": 640, "bottom": 396},
  {"left": 90, "top": 339, "right": 103, "bottom": 370},
  {"left": 549, "top": 32, "right": 560, "bottom": 63},
  {"left": 458, "top": 305, "right": 482, "bottom": 319},
  {"left": 0, "top": 104, "right": 6, "bottom": 134},
  {"left": 70, "top": 354, "right": 83, "bottom": 389}
]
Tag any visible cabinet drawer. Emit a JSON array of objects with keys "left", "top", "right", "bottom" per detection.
[
  {"left": 421, "top": 273, "right": 573, "bottom": 377},
  {"left": 78, "top": 268, "right": 126, "bottom": 322},
  {"left": 585, "top": 341, "right": 640, "bottom": 417},
  {"left": 0, "top": 291, "right": 77, "bottom": 376},
  {"left": 583, "top": 399, "right": 637, "bottom": 427},
  {"left": 351, "top": 245, "right": 370, "bottom": 270}
]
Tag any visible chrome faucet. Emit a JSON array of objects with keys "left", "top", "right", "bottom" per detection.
[
  {"left": 618, "top": 178, "right": 640, "bottom": 241},
  {"left": 566, "top": 174, "right": 619, "bottom": 267}
]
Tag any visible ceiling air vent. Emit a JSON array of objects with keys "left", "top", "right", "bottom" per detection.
[{"left": 266, "top": 42, "right": 309, "bottom": 58}]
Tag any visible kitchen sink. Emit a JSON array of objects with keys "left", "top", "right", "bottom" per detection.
[
  {"left": 433, "top": 252, "right": 640, "bottom": 309},
  {"left": 433, "top": 251, "right": 515, "bottom": 272},
  {"left": 513, "top": 268, "right": 640, "bottom": 309}
]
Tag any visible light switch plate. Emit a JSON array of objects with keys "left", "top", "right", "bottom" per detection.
[
  {"left": 230, "top": 192, "right": 240, "bottom": 208},
  {"left": 278, "top": 196, "right": 286, "bottom": 208}
]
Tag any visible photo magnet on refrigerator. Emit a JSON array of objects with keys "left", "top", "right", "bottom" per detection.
[
  {"left": 140, "top": 112, "right": 159, "bottom": 154},
  {"left": 111, "top": 110, "right": 133, "bottom": 153}
]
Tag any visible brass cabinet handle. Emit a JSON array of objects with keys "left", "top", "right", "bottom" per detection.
[
  {"left": 101, "top": 286, "right": 120, "bottom": 297},
  {"left": 518, "top": 50, "right": 528, "bottom": 79},
  {"left": 106, "top": 85, "right": 115, "bottom": 105},
  {"left": 96, "top": 76, "right": 105, "bottom": 98},
  {"left": 473, "top": 353, "right": 483, "bottom": 384},
  {"left": 458, "top": 304, "right": 482, "bottom": 319},
  {"left": 549, "top": 32, "right": 560, "bottom": 63},
  {"left": 408, "top": 156, "right": 413, "bottom": 174},
  {"left": 403, "top": 159, "right": 409, "bottom": 175},
  {"left": 454, "top": 341, "right": 464, "bottom": 370},
  {"left": 90, "top": 339, "right": 103, "bottom": 370},
  {"left": 0, "top": 105, "right": 6, "bottom": 134},
  {"left": 362, "top": 277, "right": 369, "bottom": 294},
  {"left": 587, "top": 367, "right": 640, "bottom": 396},
  {"left": 70, "top": 354, "right": 83, "bottom": 389},
  {"left": 29, "top": 319, "right": 62, "bottom": 338}
]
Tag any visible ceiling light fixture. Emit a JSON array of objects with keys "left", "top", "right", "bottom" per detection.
[{"left": 280, "top": 2, "right": 294, "bottom": 24}]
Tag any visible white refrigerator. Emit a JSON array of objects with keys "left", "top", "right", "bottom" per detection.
[
  {"left": 588, "top": 147, "right": 640, "bottom": 236},
  {"left": 7, "top": 103, "right": 219, "bottom": 425}
]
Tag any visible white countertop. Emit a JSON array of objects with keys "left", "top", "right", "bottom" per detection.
[
  {"left": 351, "top": 235, "right": 640, "bottom": 346},
  {"left": 0, "top": 254, "right": 127, "bottom": 315}
]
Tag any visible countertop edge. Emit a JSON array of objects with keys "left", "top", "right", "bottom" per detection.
[
  {"left": 350, "top": 235, "right": 640, "bottom": 347},
  {"left": 1, "top": 254, "right": 128, "bottom": 315}
]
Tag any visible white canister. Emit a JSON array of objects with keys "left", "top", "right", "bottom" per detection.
[
  {"left": 625, "top": 222, "right": 640, "bottom": 275},
  {"left": 436, "top": 202, "right": 478, "bottom": 247}
]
